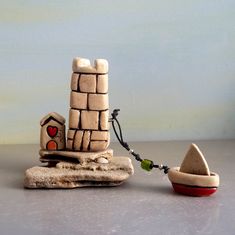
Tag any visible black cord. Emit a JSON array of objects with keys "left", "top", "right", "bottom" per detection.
[{"left": 110, "top": 109, "right": 170, "bottom": 174}]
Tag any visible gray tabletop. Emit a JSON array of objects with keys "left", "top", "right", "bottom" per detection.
[{"left": 0, "top": 140, "right": 234, "bottom": 235}]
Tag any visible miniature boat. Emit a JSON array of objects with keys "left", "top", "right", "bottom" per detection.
[{"left": 168, "top": 143, "right": 219, "bottom": 196}]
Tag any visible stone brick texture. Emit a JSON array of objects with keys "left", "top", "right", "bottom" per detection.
[{"left": 67, "top": 59, "right": 109, "bottom": 152}]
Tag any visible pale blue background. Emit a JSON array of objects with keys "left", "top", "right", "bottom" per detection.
[{"left": 0, "top": 0, "right": 235, "bottom": 144}]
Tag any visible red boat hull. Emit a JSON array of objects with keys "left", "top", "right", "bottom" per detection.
[{"left": 172, "top": 183, "right": 217, "bottom": 197}]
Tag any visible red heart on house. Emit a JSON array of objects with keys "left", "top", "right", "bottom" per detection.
[{"left": 47, "top": 126, "right": 58, "bottom": 138}]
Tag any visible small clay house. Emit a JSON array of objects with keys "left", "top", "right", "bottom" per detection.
[{"left": 40, "top": 112, "right": 66, "bottom": 151}]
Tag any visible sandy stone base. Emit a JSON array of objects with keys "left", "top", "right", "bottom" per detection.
[{"left": 24, "top": 157, "right": 134, "bottom": 189}]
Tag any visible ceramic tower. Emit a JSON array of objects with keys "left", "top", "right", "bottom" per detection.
[{"left": 67, "top": 58, "right": 110, "bottom": 152}]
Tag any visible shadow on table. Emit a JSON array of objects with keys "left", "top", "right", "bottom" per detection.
[
  {"left": 0, "top": 161, "right": 40, "bottom": 190},
  {"left": 125, "top": 181, "right": 174, "bottom": 196}
]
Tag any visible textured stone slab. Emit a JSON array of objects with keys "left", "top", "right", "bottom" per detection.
[
  {"left": 91, "top": 131, "right": 109, "bottom": 141},
  {"left": 97, "top": 74, "right": 108, "bottom": 93},
  {"left": 180, "top": 143, "right": 210, "bottom": 175},
  {"left": 67, "top": 129, "right": 75, "bottom": 139},
  {"left": 88, "top": 94, "right": 109, "bottom": 111},
  {"left": 39, "top": 148, "right": 113, "bottom": 164},
  {"left": 90, "top": 141, "right": 109, "bottom": 152},
  {"left": 81, "top": 111, "right": 99, "bottom": 130},
  {"left": 100, "top": 110, "right": 109, "bottom": 130},
  {"left": 24, "top": 157, "right": 134, "bottom": 189},
  {"left": 82, "top": 131, "right": 91, "bottom": 151},
  {"left": 79, "top": 74, "right": 96, "bottom": 93},
  {"left": 66, "top": 139, "right": 73, "bottom": 150},
  {"left": 70, "top": 91, "right": 87, "bottom": 109},
  {"left": 68, "top": 109, "right": 80, "bottom": 129},
  {"left": 73, "top": 130, "right": 84, "bottom": 150},
  {"left": 72, "top": 58, "right": 108, "bottom": 74},
  {"left": 71, "top": 73, "right": 79, "bottom": 91}
]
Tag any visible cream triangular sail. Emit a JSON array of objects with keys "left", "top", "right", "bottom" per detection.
[{"left": 180, "top": 143, "right": 210, "bottom": 175}]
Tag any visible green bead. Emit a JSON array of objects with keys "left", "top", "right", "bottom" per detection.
[{"left": 141, "top": 159, "right": 153, "bottom": 171}]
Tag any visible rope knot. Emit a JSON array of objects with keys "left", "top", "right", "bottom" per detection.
[{"left": 110, "top": 109, "right": 169, "bottom": 174}]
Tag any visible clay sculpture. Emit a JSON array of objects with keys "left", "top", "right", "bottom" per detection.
[
  {"left": 24, "top": 58, "right": 134, "bottom": 189},
  {"left": 168, "top": 143, "right": 219, "bottom": 196}
]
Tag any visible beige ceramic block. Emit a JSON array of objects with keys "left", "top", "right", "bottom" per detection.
[
  {"left": 69, "top": 109, "right": 80, "bottom": 129},
  {"left": 90, "top": 141, "right": 108, "bottom": 151},
  {"left": 180, "top": 143, "right": 210, "bottom": 175},
  {"left": 100, "top": 110, "right": 109, "bottom": 130},
  {"left": 72, "top": 57, "right": 91, "bottom": 72},
  {"left": 91, "top": 131, "right": 109, "bottom": 141},
  {"left": 66, "top": 139, "right": 73, "bottom": 150},
  {"left": 82, "top": 131, "right": 91, "bottom": 151},
  {"left": 40, "top": 112, "right": 66, "bottom": 151},
  {"left": 71, "top": 73, "right": 79, "bottom": 91},
  {"left": 97, "top": 74, "right": 108, "bottom": 94},
  {"left": 72, "top": 57, "right": 108, "bottom": 74},
  {"left": 67, "top": 129, "right": 75, "bottom": 140},
  {"left": 79, "top": 74, "right": 96, "bottom": 93},
  {"left": 168, "top": 167, "right": 220, "bottom": 188},
  {"left": 70, "top": 91, "right": 87, "bottom": 109},
  {"left": 81, "top": 111, "right": 99, "bottom": 130},
  {"left": 94, "top": 59, "right": 108, "bottom": 74},
  {"left": 88, "top": 94, "right": 109, "bottom": 111},
  {"left": 74, "top": 130, "right": 84, "bottom": 151}
]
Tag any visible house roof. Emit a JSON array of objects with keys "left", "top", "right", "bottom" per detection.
[{"left": 40, "top": 112, "right": 66, "bottom": 126}]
